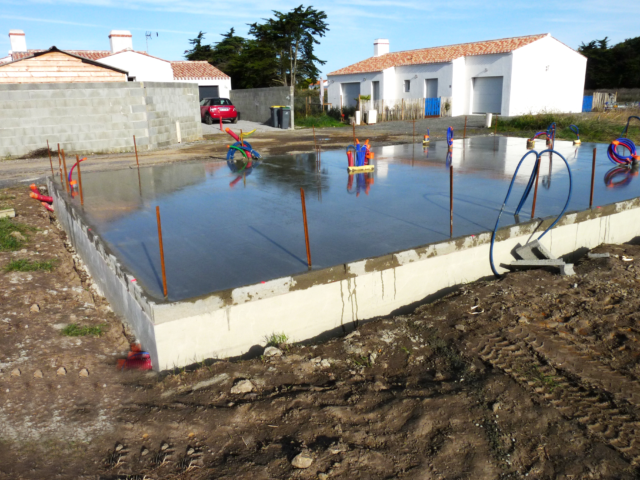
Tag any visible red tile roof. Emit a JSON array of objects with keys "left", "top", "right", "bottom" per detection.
[
  {"left": 10, "top": 50, "right": 229, "bottom": 79},
  {"left": 171, "top": 61, "right": 229, "bottom": 80},
  {"left": 12, "top": 49, "right": 112, "bottom": 61},
  {"left": 329, "top": 34, "right": 549, "bottom": 75}
]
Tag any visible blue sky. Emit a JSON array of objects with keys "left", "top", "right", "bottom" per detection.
[{"left": 1, "top": 0, "right": 638, "bottom": 77}]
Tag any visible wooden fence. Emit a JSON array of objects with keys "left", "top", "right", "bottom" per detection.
[
  {"left": 592, "top": 92, "right": 617, "bottom": 111},
  {"left": 356, "top": 97, "right": 452, "bottom": 122}
]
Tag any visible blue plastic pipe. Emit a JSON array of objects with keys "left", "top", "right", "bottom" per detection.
[{"left": 489, "top": 149, "right": 573, "bottom": 277}]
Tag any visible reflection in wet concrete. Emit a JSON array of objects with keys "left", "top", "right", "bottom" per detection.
[
  {"left": 56, "top": 137, "right": 640, "bottom": 301},
  {"left": 604, "top": 164, "right": 639, "bottom": 189}
]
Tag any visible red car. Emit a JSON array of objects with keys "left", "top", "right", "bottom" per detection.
[{"left": 200, "top": 97, "right": 238, "bottom": 124}]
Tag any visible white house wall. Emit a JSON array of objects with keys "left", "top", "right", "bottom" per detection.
[
  {"left": 450, "top": 57, "right": 466, "bottom": 116},
  {"left": 182, "top": 78, "right": 232, "bottom": 98},
  {"left": 394, "top": 63, "right": 452, "bottom": 100},
  {"left": 462, "top": 53, "right": 513, "bottom": 116},
  {"left": 97, "top": 51, "right": 174, "bottom": 82},
  {"left": 327, "top": 71, "right": 385, "bottom": 109},
  {"left": 509, "top": 36, "right": 586, "bottom": 115}
]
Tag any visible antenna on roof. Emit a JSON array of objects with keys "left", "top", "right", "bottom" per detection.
[{"left": 145, "top": 31, "right": 158, "bottom": 54}]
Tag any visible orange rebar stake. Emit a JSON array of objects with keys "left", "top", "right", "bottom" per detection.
[
  {"left": 46, "top": 140, "right": 54, "bottom": 177},
  {"left": 156, "top": 206, "right": 168, "bottom": 298},
  {"left": 76, "top": 154, "right": 84, "bottom": 205},
  {"left": 300, "top": 188, "right": 312, "bottom": 269}
]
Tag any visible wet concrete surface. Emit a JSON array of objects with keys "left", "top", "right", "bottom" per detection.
[{"left": 54, "top": 137, "right": 640, "bottom": 301}]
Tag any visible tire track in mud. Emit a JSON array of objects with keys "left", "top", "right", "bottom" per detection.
[
  {"left": 469, "top": 332, "right": 640, "bottom": 465},
  {"left": 507, "top": 325, "right": 640, "bottom": 408}
]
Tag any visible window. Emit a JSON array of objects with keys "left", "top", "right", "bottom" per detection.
[
  {"left": 199, "top": 99, "right": 210, "bottom": 106},
  {"left": 404, "top": 80, "right": 410, "bottom": 92}
]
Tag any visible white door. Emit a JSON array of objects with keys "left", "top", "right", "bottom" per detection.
[
  {"left": 341, "top": 83, "right": 361, "bottom": 108},
  {"left": 472, "top": 76, "right": 503, "bottom": 114},
  {"left": 425, "top": 79, "right": 438, "bottom": 98}
]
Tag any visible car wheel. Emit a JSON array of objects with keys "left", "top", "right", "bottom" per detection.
[
  {"left": 205, "top": 113, "right": 213, "bottom": 125},
  {"left": 232, "top": 116, "right": 238, "bottom": 124}
]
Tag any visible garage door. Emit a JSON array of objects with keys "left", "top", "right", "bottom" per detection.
[
  {"left": 199, "top": 86, "right": 219, "bottom": 101},
  {"left": 341, "top": 83, "right": 361, "bottom": 108},
  {"left": 472, "top": 76, "right": 503, "bottom": 114}
]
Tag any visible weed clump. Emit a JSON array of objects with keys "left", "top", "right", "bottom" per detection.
[
  {"left": 4, "top": 259, "right": 57, "bottom": 272},
  {"left": 266, "top": 332, "right": 289, "bottom": 347},
  {"left": 295, "top": 114, "right": 347, "bottom": 129},
  {"left": 61, "top": 323, "right": 107, "bottom": 337},
  {"left": 0, "top": 218, "right": 33, "bottom": 251}
]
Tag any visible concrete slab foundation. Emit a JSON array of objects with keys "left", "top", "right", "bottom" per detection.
[{"left": 49, "top": 137, "right": 640, "bottom": 370}]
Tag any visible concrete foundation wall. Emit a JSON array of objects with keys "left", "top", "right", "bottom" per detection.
[
  {"left": 0, "top": 81, "right": 202, "bottom": 158},
  {"left": 49, "top": 178, "right": 160, "bottom": 370},
  {"left": 148, "top": 200, "right": 640, "bottom": 369},
  {"left": 230, "top": 86, "right": 294, "bottom": 127},
  {"left": 51, "top": 170, "right": 640, "bottom": 370}
]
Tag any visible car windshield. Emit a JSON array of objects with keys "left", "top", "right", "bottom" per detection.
[{"left": 209, "top": 98, "right": 233, "bottom": 106}]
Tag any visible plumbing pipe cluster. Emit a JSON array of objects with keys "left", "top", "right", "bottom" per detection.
[
  {"left": 528, "top": 123, "right": 556, "bottom": 149},
  {"left": 28, "top": 184, "right": 54, "bottom": 212},
  {"left": 489, "top": 148, "right": 573, "bottom": 277},
  {"left": 225, "top": 127, "right": 261, "bottom": 161},
  {"left": 346, "top": 139, "right": 374, "bottom": 167},
  {"left": 422, "top": 129, "right": 430, "bottom": 146},
  {"left": 606, "top": 116, "right": 640, "bottom": 170},
  {"left": 570, "top": 124, "right": 581, "bottom": 145}
]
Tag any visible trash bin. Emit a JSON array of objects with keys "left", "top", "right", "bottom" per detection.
[
  {"left": 279, "top": 106, "right": 291, "bottom": 129},
  {"left": 270, "top": 106, "right": 281, "bottom": 128}
]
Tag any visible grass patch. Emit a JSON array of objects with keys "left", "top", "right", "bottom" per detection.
[
  {"left": 61, "top": 323, "right": 107, "bottom": 337},
  {"left": 266, "top": 332, "right": 289, "bottom": 347},
  {"left": 0, "top": 218, "right": 34, "bottom": 251},
  {"left": 295, "top": 114, "right": 347, "bottom": 129},
  {"left": 4, "top": 258, "right": 57, "bottom": 272},
  {"left": 496, "top": 111, "right": 640, "bottom": 143},
  {"left": 351, "top": 355, "right": 372, "bottom": 368}
]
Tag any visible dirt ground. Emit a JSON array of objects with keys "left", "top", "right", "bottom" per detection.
[
  {"left": 0, "top": 116, "right": 488, "bottom": 189},
  {"left": 2, "top": 182, "right": 640, "bottom": 479}
]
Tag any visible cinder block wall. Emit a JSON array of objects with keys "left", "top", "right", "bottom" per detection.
[
  {"left": 0, "top": 81, "right": 202, "bottom": 158},
  {"left": 230, "top": 86, "right": 294, "bottom": 127}
]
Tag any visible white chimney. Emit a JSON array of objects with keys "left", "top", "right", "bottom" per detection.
[
  {"left": 109, "top": 30, "right": 133, "bottom": 53},
  {"left": 374, "top": 38, "right": 389, "bottom": 57},
  {"left": 9, "top": 30, "right": 27, "bottom": 53}
]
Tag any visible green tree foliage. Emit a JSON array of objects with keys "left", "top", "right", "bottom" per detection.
[
  {"left": 579, "top": 36, "right": 640, "bottom": 89},
  {"left": 184, "top": 31, "right": 213, "bottom": 61},
  {"left": 184, "top": 5, "right": 328, "bottom": 89}
]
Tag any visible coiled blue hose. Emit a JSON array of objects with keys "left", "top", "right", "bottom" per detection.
[
  {"left": 447, "top": 127, "right": 453, "bottom": 147},
  {"left": 607, "top": 138, "right": 638, "bottom": 165},
  {"left": 226, "top": 140, "right": 260, "bottom": 161},
  {"left": 489, "top": 149, "right": 573, "bottom": 277}
]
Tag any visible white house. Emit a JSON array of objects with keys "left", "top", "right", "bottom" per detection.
[
  {"left": 327, "top": 34, "right": 587, "bottom": 116},
  {"left": 1, "top": 29, "right": 231, "bottom": 99}
]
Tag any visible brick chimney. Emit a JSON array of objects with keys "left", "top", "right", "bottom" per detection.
[
  {"left": 109, "top": 30, "right": 133, "bottom": 53},
  {"left": 374, "top": 38, "right": 389, "bottom": 57},
  {"left": 9, "top": 30, "right": 27, "bottom": 53}
]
